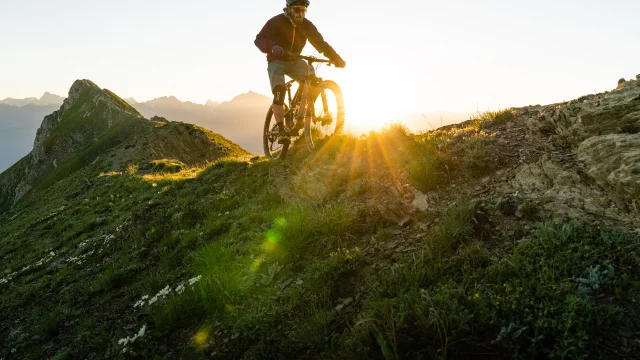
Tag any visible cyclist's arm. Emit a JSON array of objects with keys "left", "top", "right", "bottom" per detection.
[
  {"left": 255, "top": 20, "right": 275, "bottom": 54},
  {"left": 304, "top": 20, "right": 343, "bottom": 62}
]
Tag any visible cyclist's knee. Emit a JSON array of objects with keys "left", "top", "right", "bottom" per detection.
[{"left": 272, "top": 85, "right": 286, "bottom": 106}]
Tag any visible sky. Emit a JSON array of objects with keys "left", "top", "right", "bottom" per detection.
[{"left": 1, "top": 0, "right": 639, "bottom": 129}]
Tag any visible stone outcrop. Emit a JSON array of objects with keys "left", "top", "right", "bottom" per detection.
[
  {"left": 505, "top": 76, "right": 640, "bottom": 225},
  {"left": 578, "top": 133, "right": 640, "bottom": 200}
]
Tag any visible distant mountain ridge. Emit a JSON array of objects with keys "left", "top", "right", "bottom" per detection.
[
  {"left": 129, "top": 91, "right": 272, "bottom": 154},
  {"left": 0, "top": 92, "right": 65, "bottom": 107}
]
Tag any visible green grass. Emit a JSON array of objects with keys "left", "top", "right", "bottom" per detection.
[
  {"left": 141, "top": 159, "right": 187, "bottom": 173},
  {"left": 334, "top": 221, "right": 639, "bottom": 359},
  {"left": 470, "top": 108, "right": 516, "bottom": 129},
  {"left": 1, "top": 117, "right": 639, "bottom": 360}
]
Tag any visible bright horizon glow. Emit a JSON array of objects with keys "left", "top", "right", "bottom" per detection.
[{"left": 1, "top": 0, "right": 639, "bottom": 132}]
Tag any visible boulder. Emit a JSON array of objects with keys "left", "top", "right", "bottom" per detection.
[{"left": 577, "top": 133, "right": 640, "bottom": 199}]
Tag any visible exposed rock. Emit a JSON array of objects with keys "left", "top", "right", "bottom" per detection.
[
  {"left": 577, "top": 133, "right": 640, "bottom": 200},
  {"left": 377, "top": 202, "right": 412, "bottom": 227},
  {"left": 619, "top": 78, "right": 627, "bottom": 87},
  {"left": 411, "top": 188, "right": 429, "bottom": 212},
  {"left": 518, "top": 77, "right": 640, "bottom": 146},
  {"left": 502, "top": 75, "right": 640, "bottom": 226}
]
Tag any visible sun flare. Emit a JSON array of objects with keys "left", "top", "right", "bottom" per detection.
[{"left": 331, "top": 74, "right": 402, "bottom": 135}]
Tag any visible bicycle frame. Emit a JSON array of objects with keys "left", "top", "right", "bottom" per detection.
[{"left": 281, "top": 55, "right": 331, "bottom": 133}]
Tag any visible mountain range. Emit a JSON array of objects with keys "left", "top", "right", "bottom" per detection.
[
  {"left": 0, "top": 92, "right": 65, "bottom": 107},
  {"left": 128, "top": 92, "right": 271, "bottom": 154}
]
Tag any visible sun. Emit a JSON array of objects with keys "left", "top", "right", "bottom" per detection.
[
  {"left": 344, "top": 92, "right": 394, "bottom": 134},
  {"left": 332, "top": 74, "right": 401, "bottom": 135}
]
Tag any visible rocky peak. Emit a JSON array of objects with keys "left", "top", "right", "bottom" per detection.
[
  {"left": 216, "top": 91, "right": 271, "bottom": 110},
  {"left": 0, "top": 80, "right": 145, "bottom": 209},
  {"left": 205, "top": 99, "right": 220, "bottom": 108},
  {"left": 34, "top": 79, "right": 141, "bottom": 152},
  {"left": 39, "top": 92, "right": 65, "bottom": 105}
]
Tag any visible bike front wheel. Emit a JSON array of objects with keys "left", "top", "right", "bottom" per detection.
[
  {"left": 304, "top": 80, "right": 345, "bottom": 151},
  {"left": 263, "top": 105, "right": 290, "bottom": 160}
]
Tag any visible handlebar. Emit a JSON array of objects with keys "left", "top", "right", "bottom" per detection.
[
  {"left": 286, "top": 53, "right": 332, "bottom": 65},
  {"left": 298, "top": 55, "right": 331, "bottom": 64}
]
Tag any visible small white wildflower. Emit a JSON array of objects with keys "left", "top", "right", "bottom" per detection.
[
  {"left": 118, "top": 324, "right": 147, "bottom": 349},
  {"left": 188, "top": 275, "right": 202, "bottom": 287},
  {"left": 158, "top": 285, "right": 171, "bottom": 298},
  {"left": 137, "top": 324, "right": 147, "bottom": 338}
]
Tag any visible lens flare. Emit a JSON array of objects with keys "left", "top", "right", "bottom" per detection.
[
  {"left": 193, "top": 328, "right": 210, "bottom": 346},
  {"left": 266, "top": 228, "right": 282, "bottom": 244},
  {"left": 263, "top": 240, "right": 276, "bottom": 252}
]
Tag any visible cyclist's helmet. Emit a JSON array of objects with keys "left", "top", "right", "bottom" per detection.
[{"left": 286, "top": 0, "right": 310, "bottom": 7}]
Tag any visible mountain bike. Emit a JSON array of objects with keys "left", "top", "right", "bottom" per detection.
[{"left": 263, "top": 54, "right": 345, "bottom": 160}]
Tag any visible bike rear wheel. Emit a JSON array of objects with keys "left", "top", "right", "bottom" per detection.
[
  {"left": 304, "top": 80, "right": 345, "bottom": 151},
  {"left": 263, "top": 105, "right": 290, "bottom": 160}
]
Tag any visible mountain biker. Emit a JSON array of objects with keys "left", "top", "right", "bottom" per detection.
[{"left": 254, "top": 0, "right": 346, "bottom": 145}]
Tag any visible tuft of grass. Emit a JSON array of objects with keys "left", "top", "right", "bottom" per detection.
[
  {"left": 266, "top": 203, "right": 360, "bottom": 264},
  {"left": 90, "top": 264, "right": 139, "bottom": 295},
  {"left": 31, "top": 307, "right": 63, "bottom": 340},
  {"left": 141, "top": 159, "right": 187, "bottom": 174},
  {"left": 470, "top": 108, "right": 515, "bottom": 129},
  {"left": 459, "top": 135, "right": 494, "bottom": 176}
]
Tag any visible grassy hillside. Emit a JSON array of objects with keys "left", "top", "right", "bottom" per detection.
[
  {"left": 1, "top": 106, "right": 638, "bottom": 359},
  {"left": 0, "top": 80, "right": 248, "bottom": 213}
]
